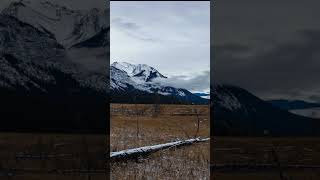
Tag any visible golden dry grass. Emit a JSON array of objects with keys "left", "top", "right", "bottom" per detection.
[{"left": 110, "top": 103, "right": 210, "bottom": 180}]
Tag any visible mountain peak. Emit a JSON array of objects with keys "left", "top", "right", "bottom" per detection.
[
  {"left": 111, "top": 61, "right": 167, "bottom": 82},
  {"left": 110, "top": 62, "right": 208, "bottom": 104}
]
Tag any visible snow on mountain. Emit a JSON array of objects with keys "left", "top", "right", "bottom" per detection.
[
  {"left": 212, "top": 83, "right": 320, "bottom": 136},
  {"left": 110, "top": 64, "right": 162, "bottom": 94},
  {"left": 111, "top": 61, "right": 175, "bottom": 93},
  {"left": 110, "top": 66, "right": 136, "bottom": 91},
  {"left": 0, "top": 1, "right": 108, "bottom": 94},
  {"left": 112, "top": 62, "right": 167, "bottom": 82},
  {"left": 111, "top": 62, "right": 136, "bottom": 76},
  {"left": 212, "top": 84, "right": 242, "bottom": 111},
  {"left": 0, "top": 0, "right": 108, "bottom": 132},
  {"left": 0, "top": 14, "right": 64, "bottom": 91},
  {"left": 110, "top": 62, "right": 208, "bottom": 104},
  {"left": 2, "top": 0, "right": 107, "bottom": 48}
]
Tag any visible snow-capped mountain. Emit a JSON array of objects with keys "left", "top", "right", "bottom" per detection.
[
  {"left": 112, "top": 62, "right": 167, "bottom": 82},
  {"left": 110, "top": 62, "right": 208, "bottom": 104},
  {"left": 0, "top": 0, "right": 108, "bottom": 93},
  {"left": 0, "top": 1, "right": 108, "bottom": 132},
  {"left": 212, "top": 84, "right": 320, "bottom": 136},
  {"left": 0, "top": 14, "right": 65, "bottom": 92},
  {"left": 0, "top": 14, "right": 106, "bottom": 94},
  {"left": 2, "top": 0, "right": 108, "bottom": 48}
]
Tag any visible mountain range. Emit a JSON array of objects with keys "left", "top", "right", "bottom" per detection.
[
  {"left": 212, "top": 84, "right": 320, "bottom": 136},
  {"left": 0, "top": 0, "right": 109, "bottom": 133},
  {"left": 110, "top": 62, "right": 209, "bottom": 104}
]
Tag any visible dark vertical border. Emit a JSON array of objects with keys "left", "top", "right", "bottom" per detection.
[
  {"left": 106, "top": 0, "right": 111, "bottom": 179},
  {"left": 210, "top": 0, "right": 214, "bottom": 178}
]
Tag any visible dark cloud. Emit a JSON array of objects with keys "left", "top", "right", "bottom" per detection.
[
  {"left": 214, "top": 44, "right": 250, "bottom": 53},
  {"left": 214, "top": 29, "right": 320, "bottom": 102},
  {"left": 213, "top": 0, "right": 320, "bottom": 102}
]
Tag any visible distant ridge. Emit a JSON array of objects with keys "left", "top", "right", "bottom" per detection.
[{"left": 268, "top": 99, "right": 320, "bottom": 110}]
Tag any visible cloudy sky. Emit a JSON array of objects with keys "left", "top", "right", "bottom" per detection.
[
  {"left": 213, "top": 0, "right": 320, "bottom": 102},
  {"left": 111, "top": 1, "right": 210, "bottom": 93}
]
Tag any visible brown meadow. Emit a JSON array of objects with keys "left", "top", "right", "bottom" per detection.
[{"left": 110, "top": 103, "right": 210, "bottom": 180}]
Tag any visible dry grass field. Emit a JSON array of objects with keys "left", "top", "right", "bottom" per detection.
[
  {"left": 0, "top": 133, "right": 107, "bottom": 180},
  {"left": 110, "top": 103, "right": 210, "bottom": 180},
  {"left": 212, "top": 137, "right": 320, "bottom": 180}
]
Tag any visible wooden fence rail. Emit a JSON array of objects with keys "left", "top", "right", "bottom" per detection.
[{"left": 110, "top": 137, "right": 210, "bottom": 161}]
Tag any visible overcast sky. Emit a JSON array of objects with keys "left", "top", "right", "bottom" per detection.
[
  {"left": 213, "top": 0, "right": 320, "bottom": 102},
  {"left": 111, "top": 1, "right": 210, "bottom": 93}
]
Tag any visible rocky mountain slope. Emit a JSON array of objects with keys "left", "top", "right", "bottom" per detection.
[
  {"left": 0, "top": 1, "right": 109, "bottom": 133},
  {"left": 110, "top": 62, "right": 208, "bottom": 104},
  {"left": 212, "top": 84, "right": 320, "bottom": 136},
  {"left": 2, "top": 0, "right": 108, "bottom": 48}
]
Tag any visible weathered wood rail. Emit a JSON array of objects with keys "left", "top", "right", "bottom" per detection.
[{"left": 110, "top": 137, "right": 210, "bottom": 161}]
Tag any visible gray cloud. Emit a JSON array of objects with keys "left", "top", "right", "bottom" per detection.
[
  {"left": 213, "top": 0, "right": 320, "bottom": 102},
  {"left": 155, "top": 71, "right": 210, "bottom": 93},
  {"left": 214, "top": 29, "right": 320, "bottom": 102},
  {"left": 112, "top": 18, "right": 158, "bottom": 42},
  {"left": 112, "top": 18, "right": 140, "bottom": 30}
]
